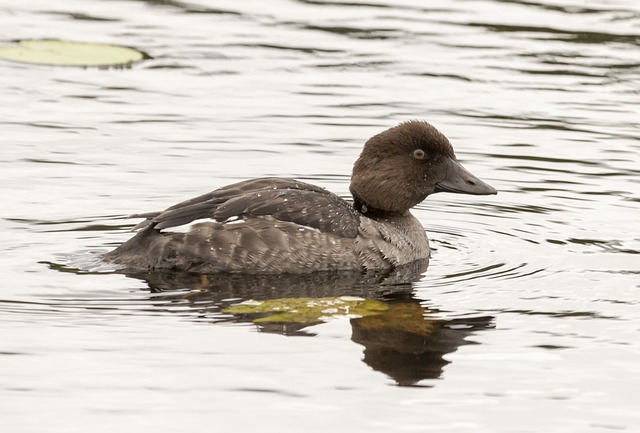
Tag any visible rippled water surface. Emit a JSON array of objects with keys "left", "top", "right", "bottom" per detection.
[{"left": 1, "top": 0, "right": 639, "bottom": 431}]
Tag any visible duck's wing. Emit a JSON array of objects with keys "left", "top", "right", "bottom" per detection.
[{"left": 130, "top": 177, "right": 360, "bottom": 238}]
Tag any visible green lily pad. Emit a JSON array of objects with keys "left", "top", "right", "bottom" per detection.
[
  {"left": 0, "top": 39, "right": 146, "bottom": 67},
  {"left": 223, "top": 296, "right": 389, "bottom": 324}
]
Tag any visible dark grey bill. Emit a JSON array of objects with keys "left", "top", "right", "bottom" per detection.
[{"left": 435, "top": 158, "right": 497, "bottom": 195}]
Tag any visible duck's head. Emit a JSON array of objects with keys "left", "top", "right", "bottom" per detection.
[{"left": 350, "top": 120, "right": 497, "bottom": 214}]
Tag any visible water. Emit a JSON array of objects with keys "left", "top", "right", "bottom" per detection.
[{"left": 1, "top": 0, "right": 639, "bottom": 431}]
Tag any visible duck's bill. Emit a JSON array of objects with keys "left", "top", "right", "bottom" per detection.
[{"left": 435, "top": 158, "right": 497, "bottom": 195}]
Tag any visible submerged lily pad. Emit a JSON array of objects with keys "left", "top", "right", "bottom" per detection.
[
  {"left": 0, "top": 39, "right": 146, "bottom": 67},
  {"left": 223, "top": 296, "right": 389, "bottom": 324},
  {"left": 354, "top": 302, "right": 438, "bottom": 336}
]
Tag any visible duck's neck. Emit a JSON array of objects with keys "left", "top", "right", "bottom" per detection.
[{"left": 352, "top": 196, "right": 408, "bottom": 218}]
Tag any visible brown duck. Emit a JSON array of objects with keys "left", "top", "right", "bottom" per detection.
[{"left": 104, "top": 120, "right": 496, "bottom": 273}]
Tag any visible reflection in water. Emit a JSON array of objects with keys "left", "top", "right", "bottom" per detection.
[
  {"left": 351, "top": 303, "right": 492, "bottom": 386},
  {"left": 114, "top": 260, "right": 493, "bottom": 386}
]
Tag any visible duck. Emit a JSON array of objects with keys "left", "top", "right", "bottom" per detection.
[{"left": 104, "top": 120, "right": 496, "bottom": 274}]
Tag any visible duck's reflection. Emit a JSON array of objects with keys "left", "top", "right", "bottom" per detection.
[
  {"left": 121, "top": 260, "right": 493, "bottom": 386},
  {"left": 351, "top": 305, "right": 492, "bottom": 386}
]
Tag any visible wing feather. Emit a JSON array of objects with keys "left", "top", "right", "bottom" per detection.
[{"left": 130, "top": 177, "right": 360, "bottom": 238}]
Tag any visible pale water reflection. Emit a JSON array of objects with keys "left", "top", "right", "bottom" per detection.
[{"left": 1, "top": 0, "right": 639, "bottom": 432}]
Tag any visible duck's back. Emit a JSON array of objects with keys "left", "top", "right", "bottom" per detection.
[
  {"left": 104, "top": 178, "right": 421, "bottom": 273},
  {"left": 104, "top": 177, "right": 430, "bottom": 274}
]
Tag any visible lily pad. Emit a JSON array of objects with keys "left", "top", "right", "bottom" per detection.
[
  {"left": 0, "top": 39, "right": 146, "bottom": 67},
  {"left": 223, "top": 296, "right": 389, "bottom": 324}
]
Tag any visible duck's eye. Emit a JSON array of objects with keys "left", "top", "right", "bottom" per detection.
[{"left": 412, "top": 149, "right": 426, "bottom": 160}]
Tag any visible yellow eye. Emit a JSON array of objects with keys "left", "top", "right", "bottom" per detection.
[{"left": 412, "top": 149, "right": 426, "bottom": 160}]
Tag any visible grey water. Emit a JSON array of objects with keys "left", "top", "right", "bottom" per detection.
[{"left": 1, "top": 0, "right": 639, "bottom": 432}]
